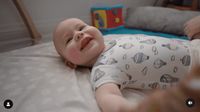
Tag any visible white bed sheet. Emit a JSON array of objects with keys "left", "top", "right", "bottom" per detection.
[{"left": 0, "top": 34, "right": 148, "bottom": 112}]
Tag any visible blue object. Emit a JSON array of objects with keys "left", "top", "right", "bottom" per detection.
[{"left": 101, "top": 26, "right": 188, "bottom": 40}]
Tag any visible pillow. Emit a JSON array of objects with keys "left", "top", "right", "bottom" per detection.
[{"left": 125, "top": 6, "right": 200, "bottom": 35}]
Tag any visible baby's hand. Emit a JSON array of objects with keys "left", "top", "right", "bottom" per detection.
[{"left": 184, "top": 16, "right": 200, "bottom": 40}]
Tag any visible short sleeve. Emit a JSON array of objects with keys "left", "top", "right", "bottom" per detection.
[{"left": 90, "top": 65, "right": 128, "bottom": 90}]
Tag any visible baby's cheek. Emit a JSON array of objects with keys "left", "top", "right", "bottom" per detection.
[{"left": 68, "top": 48, "right": 81, "bottom": 63}]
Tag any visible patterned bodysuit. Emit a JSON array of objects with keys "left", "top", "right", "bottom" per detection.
[{"left": 91, "top": 35, "right": 191, "bottom": 90}]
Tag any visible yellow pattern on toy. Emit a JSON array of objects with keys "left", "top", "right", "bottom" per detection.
[{"left": 94, "top": 10, "right": 107, "bottom": 29}]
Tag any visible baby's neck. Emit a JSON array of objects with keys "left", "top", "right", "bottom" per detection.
[{"left": 83, "top": 56, "right": 99, "bottom": 67}]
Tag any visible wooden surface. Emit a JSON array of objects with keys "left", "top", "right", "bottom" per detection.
[{"left": 12, "top": 0, "right": 41, "bottom": 44}]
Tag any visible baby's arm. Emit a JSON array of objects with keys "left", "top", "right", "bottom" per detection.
[
  {"left": 95, "top": 68, "right": 200, "bottom": 112},
  {"left": 95, "top": 83, "right": 135, "bottom": 112}
]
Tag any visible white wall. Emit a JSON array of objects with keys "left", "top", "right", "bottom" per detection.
[{"left": 0, "top": 0, "right": 156, "bottom": 52}]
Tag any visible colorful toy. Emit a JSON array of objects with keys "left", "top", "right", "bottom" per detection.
[{"left": 91, "top": 5, "right": 124, "bottom": 30}]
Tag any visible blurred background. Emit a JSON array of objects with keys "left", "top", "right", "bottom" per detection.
[{"left": 0, "top": 0, "right": 199, "bottom": 52}]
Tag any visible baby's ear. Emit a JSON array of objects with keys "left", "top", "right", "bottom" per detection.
[{"left": 65, "top": 60, "right": 77, "bottom": 69}]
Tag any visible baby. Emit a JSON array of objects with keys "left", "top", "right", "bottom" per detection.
[{"left": 53, "top": 18, "right": 200, "bottom": 112}]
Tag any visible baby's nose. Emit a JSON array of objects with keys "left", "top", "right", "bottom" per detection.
[{"left": 75, "top": 32, "right": 84, "bottom": 41}]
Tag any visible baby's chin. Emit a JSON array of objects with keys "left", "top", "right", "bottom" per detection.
[
  {"left": 78, "top": 52, "right": 101, "bottom": 67},
  {"left": 76, "top": 42, "right": 104, "bottom": 66}
]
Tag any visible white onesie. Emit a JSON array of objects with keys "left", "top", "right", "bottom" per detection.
[{"left": 91, "top": 35, "right": 192, "bottom": 90}]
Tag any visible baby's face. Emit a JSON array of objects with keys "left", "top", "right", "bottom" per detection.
[{"left": 53, "top": 18, "right": 105, "bottom": 66}]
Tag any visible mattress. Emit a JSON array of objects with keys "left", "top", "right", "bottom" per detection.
[
  {"left": 0, "top": 34, "right": 148, "bottom": 112},
  {"left": 101, "top": 27, "right": 189, "bottom": 40}
]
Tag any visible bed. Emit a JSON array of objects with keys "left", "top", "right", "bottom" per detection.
[
  {"left": 0, "top": 34, "right": 149, "bottom": 112},
  {"left": 0, "top": 6, "right": 200, "bottom": 112}
]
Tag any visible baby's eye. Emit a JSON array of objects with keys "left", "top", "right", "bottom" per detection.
[
  {"left": 79, "top": 25, "right": 86, "bottom": 31},
  {"left": 66, "top": 37, "right": 72, "bottom": 45}
]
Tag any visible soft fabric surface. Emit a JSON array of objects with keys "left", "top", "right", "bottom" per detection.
[
  {"left": 125, "top": 6, "right": 200, "bottom": 35},
  {"left": 101, "top": 26, "right": 188, "bottom": 40},
  {"left": 0, "top": 35, "right": 147, "bottom": 112}
]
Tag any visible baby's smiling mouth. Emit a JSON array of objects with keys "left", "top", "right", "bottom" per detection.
[{"left": 80, "top": 37, "right": 93, "bottom": 51}]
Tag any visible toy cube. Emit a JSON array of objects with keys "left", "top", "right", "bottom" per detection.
[{"left": 91, "top": 5, "right": 123, "bottom": 30}]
